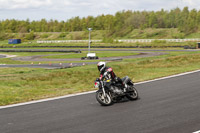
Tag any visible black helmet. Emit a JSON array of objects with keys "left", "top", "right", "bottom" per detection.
[{"left": 97, "top": 62, "right": 106, "bottom": 72}]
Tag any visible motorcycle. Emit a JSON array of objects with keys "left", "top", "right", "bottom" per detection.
[{"left": 94, "top": 76, "right": 138, "bottom": 106}]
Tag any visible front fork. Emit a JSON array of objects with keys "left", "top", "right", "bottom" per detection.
[{"left": 100, "top": 81, "right": 106, "bottom": 97}]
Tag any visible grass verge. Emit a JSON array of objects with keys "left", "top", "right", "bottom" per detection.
[
  {"left": 0, "top": 40, "right": 197, "bottom": 48},
  {"left": 0, "top": 51, "right": 138, "bottom": 64},
  {"left": 42, "top": 51, "right": 138, "bottom": 59},
  {"left": 0, "top": 51, "right": 200, "bottom": 105}
]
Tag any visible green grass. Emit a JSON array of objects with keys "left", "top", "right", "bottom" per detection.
[
  {"left": 0, "top": 56, "right": 103, "bottom": 64},
  {"left": 0, "top": 51, "right": 138, "bottom": 64},
  {"left": 0, "top": 41, "right": 197, "bottom": 48},
  {"left": 185, "top": 31, "right": 200, "bottom": 38},
  {"left": 0, "top": 52, "right": 64, "bottom": 57},
  {"left": 0, "top": 52, "right": 65, "bottom": 64},
  {"left": 0, "top": 28, "right": 199, "bottom": 48},
  {"left": 121, "top": 28, "right": 178, "bottom": 39},
  {"left": 2, "top": 28, "right": 200, "bottom": 41},
  {"left": 0, "top": 50, "right": 200, "bottom": 105}
]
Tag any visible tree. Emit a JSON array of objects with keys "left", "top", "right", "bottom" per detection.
[{"left": 0, "top": 6, "right": 199, "bottom": 36}]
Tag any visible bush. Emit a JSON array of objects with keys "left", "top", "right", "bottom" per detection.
[
  {"left": 59, "top": 32, "right": 67, "bottom": 38},
  {"left": 172, "top": 33, "right": 185, "bottom": 39},
  {"left": 41, "top": 33, "right": 50, "bottom": 38},
  {"left": 25, "top": 31, "right": 35, "bottom": 40},
  {"left": 0, "top": 32, "right": 6, "bottom": 40},
  {"left": 102, "top": 37, "right": 114, "bottom": 43},
  {"left": 73, "top": 33, "right": 83, "bottom": 40}
]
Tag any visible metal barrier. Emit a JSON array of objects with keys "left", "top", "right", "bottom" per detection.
[
  {"left": 37, "top": 40, "right": 101, "bottom": 43},
  {"left": 37, "top": 39, "right": 200, "bottom": 44},
  {"left": 117, "top": 39, "right": 200, "bottom": 43}
]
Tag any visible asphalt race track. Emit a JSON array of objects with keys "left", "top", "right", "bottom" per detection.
[
  {"left": 0, "top": 51, "right": 166, "bottom": 69},
  {"left": 0, "top": 71, "right": 200, "bottom": 133},
  {"left": 0, "top": 62, "right": 97, "bottom": 69},
  {"left": 0, "top": 55, "right": 6, "bottom": 58},
  {"left": 12, "top": 52, "right": 164, "bottom": 61},
  {"left": 0, "top": 49, "right": 199, "bottom": 69}
]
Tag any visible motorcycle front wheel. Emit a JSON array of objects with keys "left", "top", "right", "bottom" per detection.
[
  {"left": 96, "top": 90, "right": 112, "bottom": 106},
  {"left": 126, "top": 86, "right": 139, "bottom": 100}
]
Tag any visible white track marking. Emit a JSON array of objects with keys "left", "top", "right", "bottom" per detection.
[
  {"left": 193, "top": 130, "right": 200, "bottom": 133},
  {"left": 0, "top": 69, "right": 200, "bottom": 110},
  {"left": 0, "top": 91, "right": 96, "bottom": 109},
  {"left": 0, "top": 54, "right": 17, "bottom": 58}
]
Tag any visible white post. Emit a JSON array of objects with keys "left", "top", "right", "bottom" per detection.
[{"left": 88, "top": 28, "right": 92, "bottom": 54}]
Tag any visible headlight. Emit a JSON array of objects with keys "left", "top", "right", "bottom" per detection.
[{"left": 94, "top": 82, "right": 99, "bottom": 88}]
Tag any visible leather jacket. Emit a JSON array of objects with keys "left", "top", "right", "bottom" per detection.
[{"left": 99, "top": 66, "right": 116, "bottom": 81}]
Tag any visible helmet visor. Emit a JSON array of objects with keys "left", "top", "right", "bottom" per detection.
[{"left": 98, "top": 65, "right": 102, "bottom": 71}]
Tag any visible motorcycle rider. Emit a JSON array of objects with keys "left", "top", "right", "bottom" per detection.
[{"left": 97, "top": 62, "right": 127, "bottom": 92}]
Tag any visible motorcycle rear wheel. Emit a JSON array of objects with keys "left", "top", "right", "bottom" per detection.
[
  {"left": 96, "top": 90, "right": 112, "bottom": 106},
  {"left": 126, "top": 86, "right": 138, "bottom": 100}
]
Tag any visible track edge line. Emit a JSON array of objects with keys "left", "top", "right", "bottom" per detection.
[{"left": 0, "top": 69, "right": 200, "bottom": 109}]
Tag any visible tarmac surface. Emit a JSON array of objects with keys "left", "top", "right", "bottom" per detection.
[
  {"left": 0, "top": 62, "right": 98, "bottom": 69},
  {"left": 0, "top": 49, "right": 199, "bottom": 69},
  {"left": 0, "top": 49, "right": 166, "bottom": 69},
  {"left": 0, "top": 55, "right": 6, "bottom": 58},
  {"left": 0, "top": 71, "right": 199, "bottom": 133},
  {"left": 11, "top": 52, "right": 164, "bottom": 62}
]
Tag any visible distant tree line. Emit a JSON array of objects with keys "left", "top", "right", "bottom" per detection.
[{"left": 0, "top": 7, "right": 200, "bottom": 36}]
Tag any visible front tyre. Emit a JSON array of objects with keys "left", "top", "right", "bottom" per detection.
[
  {"left": 96, "top": 90, "right": 112, "bottom": 106},
  {"left": 126, "top": 86, "right": 139, "bottom": 100}
]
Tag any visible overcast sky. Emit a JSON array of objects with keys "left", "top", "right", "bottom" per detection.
[{"left": 0, "top": 0, "right": 200, "bottom": 21}]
